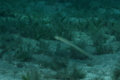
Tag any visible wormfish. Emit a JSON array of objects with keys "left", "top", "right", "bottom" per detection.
[{"left": 54, "top": 36, "right": 93, "bottom": 58}]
